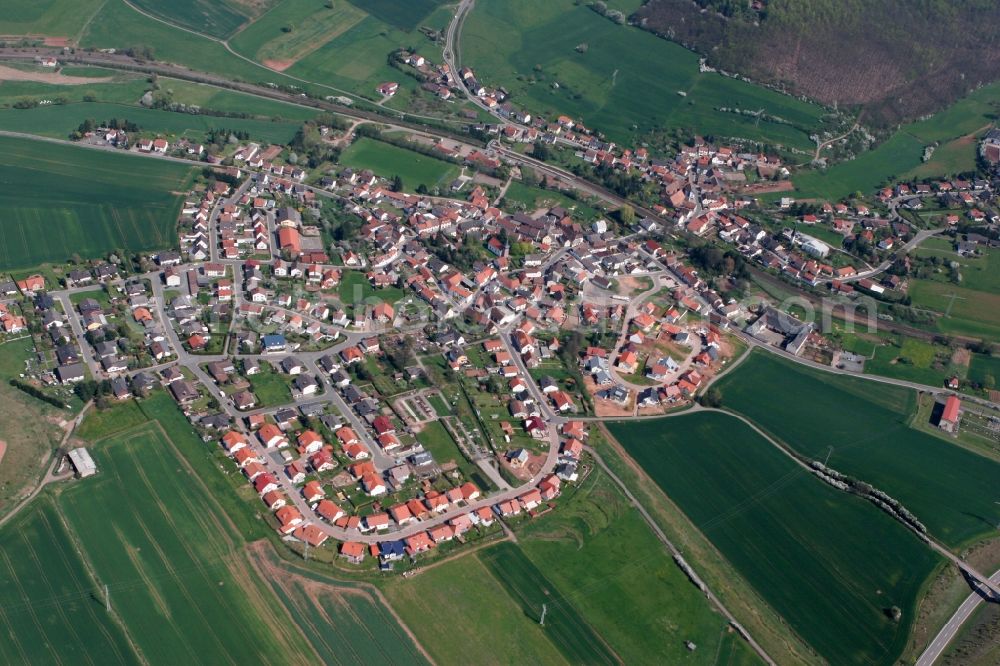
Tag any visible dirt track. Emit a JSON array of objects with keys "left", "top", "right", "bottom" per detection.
[{"left": 0, "top": 63, "right": 111, "bottom": 84}]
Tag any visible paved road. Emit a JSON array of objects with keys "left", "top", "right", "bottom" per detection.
[{"left": 916, "top": 568, "right": 1000, "bottom": 666}]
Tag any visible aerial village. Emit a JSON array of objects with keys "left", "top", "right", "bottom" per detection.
[{"left": 2, "top": 54, "right": 992, "bottom": 569}]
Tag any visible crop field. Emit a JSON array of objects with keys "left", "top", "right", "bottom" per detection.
[
  {"left": 230, "top": 0, "right": 367, "bottom": 69},
  {"left": 0, "top": 135, "right": 193, "bottom": 270},
  {"left": 339, "top": 137, "right": 459, "bottom": 190},
  {"left": 607, "top": 411, "right": 940, "bottom": 666},
  {"left": 59, "top": 424, "right": 318, "bottom": 663},
  {"left": 0, "top": 499, "right": 137, "bottom": 665},
  {"left": 286, "top": 16, "right": 420, "bottom": 99},
  {"left": 462, "top": 0, "right": 827, "bottom": 147},
  {"left": 515, "top": 468, "right": 738, "bottom": 664},
  {"left": 383, "top": 551, "right": 569, "bottom": 664},
  {"left": 0, "top": 102, "right": 306, "bottom": 144},
  {"left": 345, "top": 0, "right": 445, "bottom": 31},
  {"left": 251, "top": 542, "right": 430, "bottom": 665},
  {"left": 0, "top": 0, "right": 107, "bottom": 39},
  {"left": 480, "top": 542, "right": 618, "bottom": 664},
  {"left": 81, "top": 1, "right": 283, "bottom": 85},
  {"left": 715, "top": 352, "right": 1000, "bottom": 547},
  {"left": 127, "top": 0, "right": 254, "bottom": 39}
]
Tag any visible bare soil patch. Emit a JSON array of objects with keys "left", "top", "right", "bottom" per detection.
[
  {"left": 262, "top": 59, "right": 294, "bottom": 72},
  {"left": 951, "top": 347, "right": 972, "bottom": 368},
  {"left": 0, "top": 440, "right": 6, "bottom": 467},
  {"left": 0, "top": 64, "right": 112, "bottom": 85}
]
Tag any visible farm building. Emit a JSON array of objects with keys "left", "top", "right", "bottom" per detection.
[
  {"left": 939, "top": 395, "right": 962, "bottom": 433},
  {"left": 68, "top": 447, "right": 98, "bottom": 478}
]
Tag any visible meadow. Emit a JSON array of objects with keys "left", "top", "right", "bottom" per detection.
[
  {"left": 790, "top": 80, "right": 1000, "bottom": 200},
  {"left": 0, "top": 499, "right": 137, "bottom": 664},
  {"left": 514, "top": 468, "right": 745, "bottom": 665},
  {"left": 382, "top": 551, "right": 570, "bottom": 664},
  {"left": 0, "top": 101, "right": 307, "bottom": 144},
  {"left": 339, "top": 137, "right": 460, "bottom": 190},
  {"left": 789, "top": 131, "right": 925, "bottom": 201},
  {"left": 0, "top": 339, "right": 69, "bottom": 518},
  {"left": 908, "top": 278, "right": 1000, "bottom": 342},
  {"left": 415, "top": 420, "right": 470, "bottom": 471},
  {"left": 715, "top": 352, "right": 1000, "bottom": 547},
  {"left": 969, "top": 354, "right": 1000, "bottom": 387},
  {"left": 502, "top": 181, "right": 604, "bottom": 220},
  {"left": 229, "top": 0, "right": 367, "bottom": 68},
  {"left": 607, "top": 411, "right": 941, "bottom": 666},
  {"left": 337, "top": 269, "right": 405, "bottom": 306},
  {"left": 0, "top": 135, "right": 193, "bottom": 270},
  {"left": 462, "top": 0, "right": 828, "bottom": 148},
  {"left": 863, "top": 336, "right": 957, "bottom": 387}
]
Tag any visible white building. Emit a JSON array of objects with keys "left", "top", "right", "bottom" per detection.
[{"left": 68, "top": 447, "right": 97, "bottom": 478}]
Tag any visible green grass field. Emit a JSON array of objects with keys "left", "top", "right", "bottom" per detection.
[
  {"left": 790, "top": 131, "right": 925, "bottom": 200},
  {"left": 715, "top": 352, "right": 1000, "bottom": 547},
  {"left": 248, "top": 364, "right": 293, "bottom": 406},
  {"left": 127, "top": 0, "right": 253, "bottom": 39},
  {"left": 251, "top": 543, "right": 430, "bottom": 665},
  {"left": 284, "top": 15, "right": 422, "bottom": 99},
  {"left": 0, "top": 499, "right": 138, "bottom": 664},
  {"left": 339, "top": 137, "right": 459, "bottom": 190},
  {"left": 427, "top": 392, "right": 450, "bottom": 417},
  {"left": 479, "top": 541, "right": 619, "bottom": 664},
  {"left": 608, "top": 411, "right": 941, "bottom": 666},
  {"left": 383, "top": 551, "right": 570, "bottom": 664},
  {"left": 18, "top": 390, "right": 424, "bottom": 664},
  {"left": 514, "top": 468, "right": 743, "bottom": 664},
  {"left": 0, "top": 73, "right": 148, "bottom": 107},
  {"left": 791, "top": 80, "right": 1000, "bottom": 200},
  {"left": 0, "top": 135, "right": 193, "bottom": 270},
  {"left": 969, "top": 354, "right": 1000, "bottom": 387},
  {"left": 462, "top": 0, "right": 827, "bottom": 147},
  {"left": 415, "top": 420, "right": 460, "bottom": 463},
  {"left": 502, "top": 181, "right": 603, "bottom": 220},
  {"left": 337, "top": 269, "right": 405, "bottom": 305},
  {"left": 59, "top": 424, "right": 318, "bottom": 663},
  {"left": 908, "top": 279, "right": 1000, "bottom": 342},
  {"left": 863, "top": 336, "right": 955, "bottom": 387}
]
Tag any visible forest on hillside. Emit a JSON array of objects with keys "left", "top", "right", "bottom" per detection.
[{"left": 633, "top": 0, "right": 1000, "bottom": 126}]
